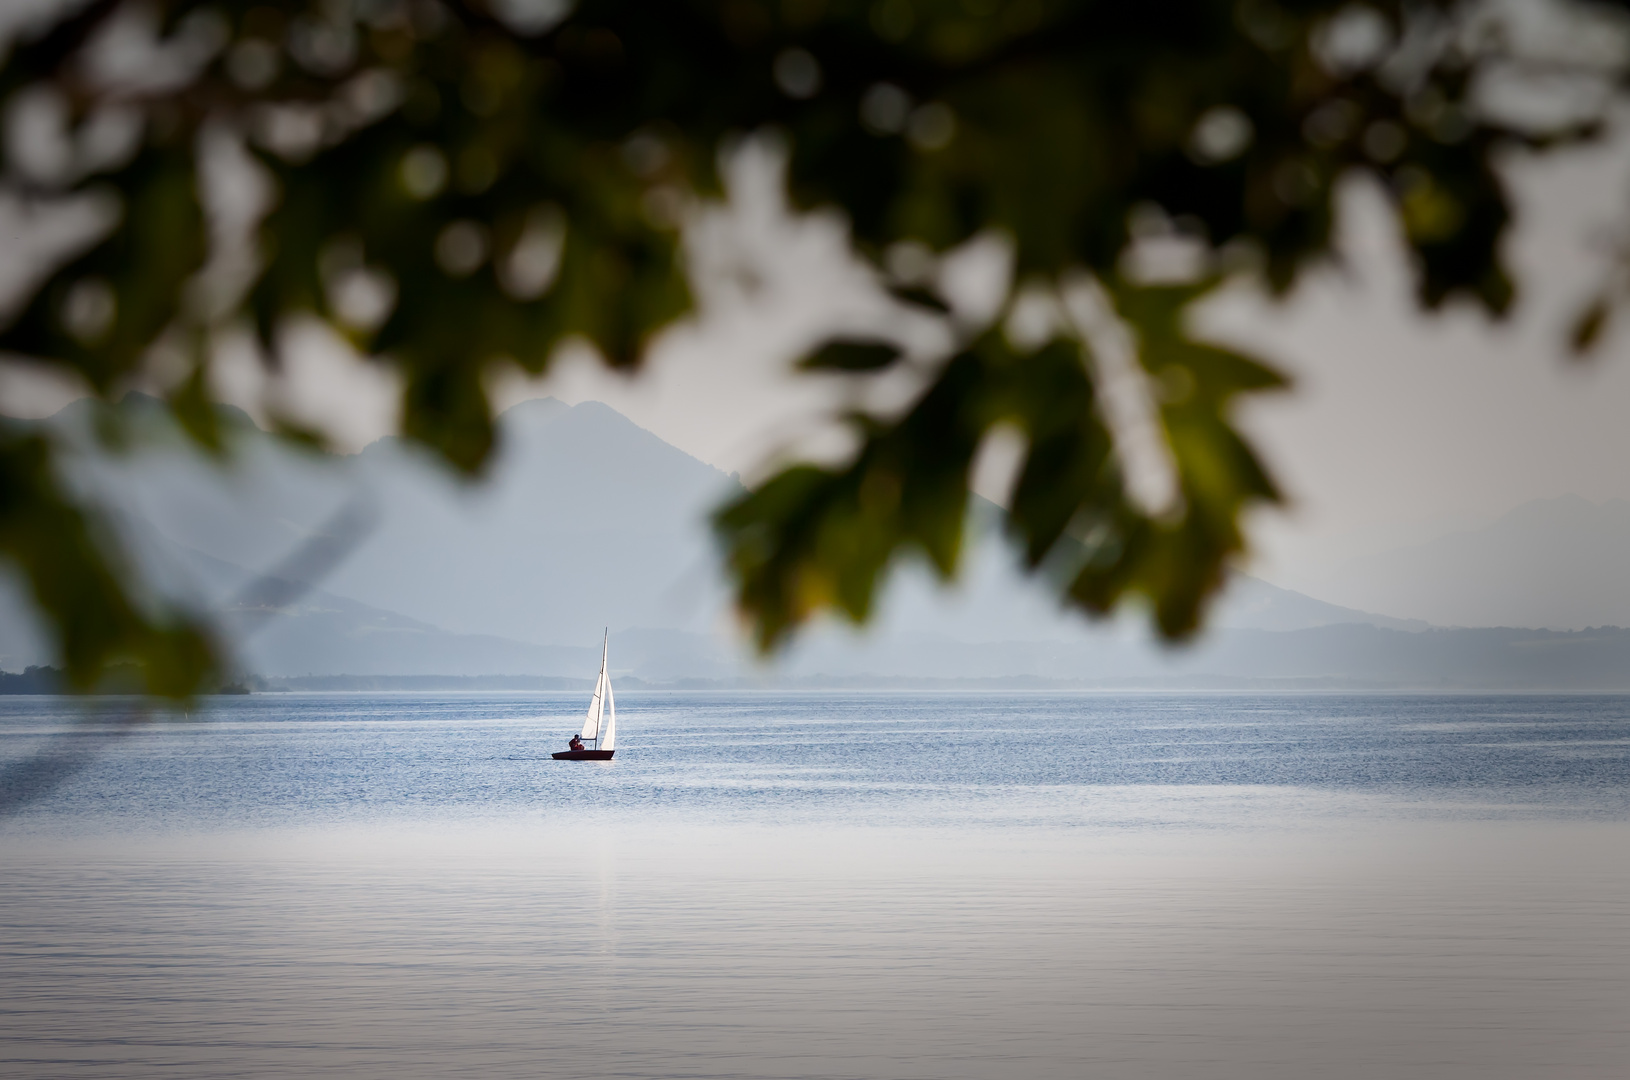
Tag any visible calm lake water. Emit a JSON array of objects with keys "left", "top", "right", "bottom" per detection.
[{"left": 3, "top": 691, "right": 1629, "bottom": 1079}]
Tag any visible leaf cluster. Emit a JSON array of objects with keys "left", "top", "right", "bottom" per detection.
[{"left": 718, "top": 276, "right": 1285, "bottom": 649}]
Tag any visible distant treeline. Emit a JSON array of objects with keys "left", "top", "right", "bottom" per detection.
[
  {"left": 0, "top": 666, "right": 64, "bottom": 693},
  {"left": 0, "top": 665, "right": 250, "bottom": 695},
  {"left": 0, "top": 664, "right": 149, "bottom": 694},
  {"left": 251, "top": 674, "right": 598, "bottom": 692}
]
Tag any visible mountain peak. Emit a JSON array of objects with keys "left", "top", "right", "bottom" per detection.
[{"left": 492, "top": 395, "right": 569, "bottom": 424}]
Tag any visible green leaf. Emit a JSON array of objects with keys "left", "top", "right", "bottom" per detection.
[
  {"left": 886, "top": 285, "right": 952, "bottom": 315},
  {"left": 169, "top": 358, "right": 224, "bottom": 457},
  {"left": 1571, "top": 298, "right": 1609, "bottom": 356},
  {"left": 798, "top": 340, "right": 903, "bottom": 372},
  {"left": 719, "top": 279, "right": 1288, "bottom": 650},
  {"left": 716, "top": 347, "right": 991, "bottom": 651},
  {"left": 0, "top": 430, "right": 217, "bottom": 697}
]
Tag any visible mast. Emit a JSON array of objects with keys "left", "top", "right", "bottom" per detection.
[{"left": 593, "top": 628, "right": 608, "bottom": 749}]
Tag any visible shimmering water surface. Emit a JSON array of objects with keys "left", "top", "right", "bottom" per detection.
[{"left": 3, "top": 692, "right": 1629, "bottom": 1078}]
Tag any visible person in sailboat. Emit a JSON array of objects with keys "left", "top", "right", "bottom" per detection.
[{"left": 568, "top": 733, "right": 585, "bottom": 752}]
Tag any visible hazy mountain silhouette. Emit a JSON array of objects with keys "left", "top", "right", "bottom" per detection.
[
  {"left": 185, "top": 544, "right": 598, "bottom": 677},
  {"left": 1208, "top": 575, "right": 1429, "bottom": 632},
  {"left": 1309, "top": 494, "right": 1630, "bottom": 629},
  {"left": 19, "top": 392, "right": 1630, "bottom": 688},
  {"left": 761, "top": 623, "right": 1630, "bottom": 688},
  {"left": 42, "top": 393, "right": 1412, "bottom": 647},
  {"left": 63, "top": 395, "right": 737, "bottom": 647}
]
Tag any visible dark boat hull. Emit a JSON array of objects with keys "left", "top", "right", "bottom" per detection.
[{"left": 551, "top": 749, "right": 615, "bottom": 761}]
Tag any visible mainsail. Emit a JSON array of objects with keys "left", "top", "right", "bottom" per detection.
[{"left": 580, "top": 632, "right": 609, "bottom": 744}]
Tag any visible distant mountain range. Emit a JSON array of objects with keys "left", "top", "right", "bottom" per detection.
[
  {"left": 767, "top": 624, "right": 1630, "bottom": 689},
  {"left": 1, "top": 394, "right": 1627, "bottom": 689},
  {"left": 59, "top": 393, "right": 738, "bottom": 645}
]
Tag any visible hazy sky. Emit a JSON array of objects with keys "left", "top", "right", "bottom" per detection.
[
  {"left": 5, "top": 125, "right": 1630, "bottom": 604},
  {"left": 1213, "top": 129, "right": 1630, "bottom": 588},
  {"left": 501, "top": 130, "right": 1630, "bottom": 595}
]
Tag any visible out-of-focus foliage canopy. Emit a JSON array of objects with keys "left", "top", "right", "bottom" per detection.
[{"left": 0, "top": 0, "right": 1625, "bottom": 692}]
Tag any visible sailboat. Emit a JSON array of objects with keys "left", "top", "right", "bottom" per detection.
[{"left": 552, "top": 631, "right": 616, "bottom": 761}]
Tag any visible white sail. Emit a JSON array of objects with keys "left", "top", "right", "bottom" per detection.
[
  {"left": 600, "top": 666, "right": 616, "bottom": 751},
  {"left": 580, "top": 635, "right": 607, "bottom": 742},
  {"left": 580, "top": 670, "right": 603, "bottom": 741}
]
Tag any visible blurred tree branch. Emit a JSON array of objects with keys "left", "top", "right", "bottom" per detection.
[{"left": 0, "top": 0, "right": 1626, "bottom": 693}]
